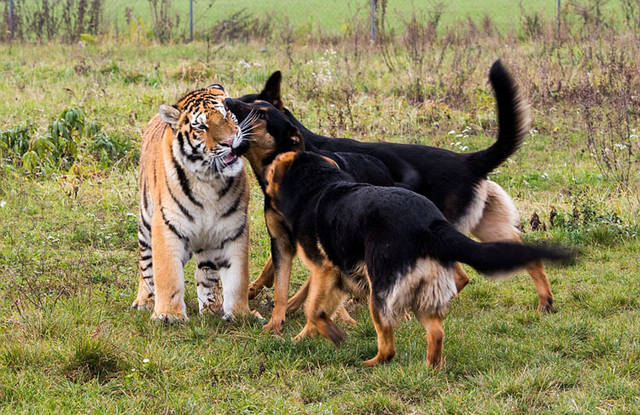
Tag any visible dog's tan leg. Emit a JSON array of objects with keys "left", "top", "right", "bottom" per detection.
[
  {"left": 472, "top": 181, "right": 555, "bottom": 312},
  {"left": 286, "top": 278, "right": 309, "bottom": 314},
  {"left": 453, "top": 262, "right": 470, "bottom": 293},
  {"left": 248, "top": 256, "right": 274, "bottom": 300},
  {"left": 333, "top": 303, "right": 357, "bottom": 327},
  {"left": 363, "top": 298, "right": 396, "bottom": 366},
  {"left": 288, "top": 277, "right": 356, "bottom": 328},
  {"left": 512, "top": 234, "right": 555, "bottom": 312},
  {"left": 294, "top": 266, "right": 346, "bottom": 345},
  {"left": 526, "top": 259, "right": 554, "bottom": 313},
  {"left": 416, "top": 312, "right": 444, "bottom": 369},
  {"left": 262, "top": 244, "right": 293, "bottom": 333}
]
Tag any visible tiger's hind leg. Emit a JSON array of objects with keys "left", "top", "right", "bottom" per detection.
[
  {"left": 194, "top": 251, "right": 224, "bottom": 316},
  {"left": 132, "top": 212, "right": 155, "bottom": 310}
]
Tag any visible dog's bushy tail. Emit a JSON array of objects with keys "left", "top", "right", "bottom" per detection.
[
  {"left": 430, "top": 220, "right": 572, "bottom": 277},
  {"left": 467, "top": 60, "right": 531, "bottom": 178}
]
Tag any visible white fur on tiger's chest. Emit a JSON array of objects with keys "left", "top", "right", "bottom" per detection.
[{"left": 161, "top": 161, "right": 248, "bottom": 254}]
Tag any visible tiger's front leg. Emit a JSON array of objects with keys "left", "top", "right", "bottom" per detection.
[{"left": 150, "top": 213, "right": 189, "bottom": 323}]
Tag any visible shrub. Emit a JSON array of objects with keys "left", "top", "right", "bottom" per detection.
[{"left": 0, "top": 107, "right": 136, "bottom": 173}]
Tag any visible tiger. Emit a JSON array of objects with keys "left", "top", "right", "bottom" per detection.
[{"left": 131, "top": 84, "right": 251, "bottom": 322}]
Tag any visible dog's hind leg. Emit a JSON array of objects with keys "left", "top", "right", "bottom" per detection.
[
  {"left": 286, "top": 278, "right": 309, "bottom": 314},
  {"left": 415, "top": 311, "right": 444, "bottom": 369},
  {"left": 472, "top": 181, "right": 555, "bottom": 312},
  {"left": 294, "top": 266, "right": 346, "bottom": 345},
  {"left": 248, "top": 256, "right": 274, "bottom": 299},
  {"left": 363, "top": 297, "right": 396, "bottom": 366},
  {"left": 518, "top": 241, "right": 555, "bottom": 313},
  {"left": 333, "top": 303, "right": 357, "bottom": 328},
  {"left": 288, "top": 276, "right": 357, "bottom": 328},
  {"left": 453, "top": 263, "right": 470, "bottom": 293}
]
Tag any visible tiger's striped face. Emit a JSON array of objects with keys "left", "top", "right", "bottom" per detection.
[{"left": 159, "top": 85, "right": 245, "bottom": 178}]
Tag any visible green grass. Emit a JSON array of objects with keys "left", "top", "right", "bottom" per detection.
[
  {"left": 102, "top": 0, "right": 561, "bottom": 34},
  {"left": 1, "top": 19, "right": 640, "bottom": 414}
]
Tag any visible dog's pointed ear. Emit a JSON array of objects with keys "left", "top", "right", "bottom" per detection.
[
  {"left": 261, "top": 71, "right": 284, "bottom": 111},
  {"left": 266, "top": 151, "right": 297, "bottom": 197},
  {"left": 159, "top": 104, "right": 181, "bottom": 128},
  {"left": 288, "top": 124, "right": 305, "bottom": 150}
]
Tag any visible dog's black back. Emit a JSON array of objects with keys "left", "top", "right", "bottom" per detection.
[
  {"left": 239, "top": 60, "right": 529, "bottom": 224},
  {"left": 275, "top": 152, "right": 569, "bottom": 303},
  {"left": 226, "top": 98, "right": 395, "bottom": 188}
]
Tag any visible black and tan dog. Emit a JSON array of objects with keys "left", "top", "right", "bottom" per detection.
[
  {"left": 224, "top": 98, "right": 399, "bottom": 330},
  {"left": 264, "top": 151, "right": 571, "bottom": 368},
  {"left": 237, "top": 60, "right": 560, "bottom": 322}
]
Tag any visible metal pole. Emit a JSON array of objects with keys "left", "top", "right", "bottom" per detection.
[
  {"left": 189, "top": 0, "right": 194, "bottom": 42},
  {"left": 370, "top": 0, "right": 375, "bottom": 42},
  {"left": 556, "top": 0, "right": 561, "bottom": 35},
  {"left": 9, "top": 0, "right": 14, "bottom": 41}
]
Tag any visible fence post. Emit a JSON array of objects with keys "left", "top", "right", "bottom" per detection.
[
  {"left": 370, "top": 0, "right": 375, "bottom": 42},
  {"left": 556, "top": 0, "right": 561, "bottom": 35},
  {"left": 189, "top": 0, "right": 194, "bottom": 42},
  {"left": 9, "top": 0, "right": 14, "bottom": 41}
]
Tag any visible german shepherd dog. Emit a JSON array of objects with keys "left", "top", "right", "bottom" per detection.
[
  {"left": 264, "top": 151, "right": 571, "bottom": 368},
  {"left": 225, "top": 98, "right": 402, "bottom": 330},
  {"left": 230, "top": 60, "right": 556, "bottom": 332}
]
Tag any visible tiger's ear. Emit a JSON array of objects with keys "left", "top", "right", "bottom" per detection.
[
  {"left": 159, "top": 104, "right": 181, "bottom": 128},
  {"left": 261, "top": 71, "right": 284, "bottom": 111},
  {"left": 207, "top": 83, "right": 225, "bottom": 92}
]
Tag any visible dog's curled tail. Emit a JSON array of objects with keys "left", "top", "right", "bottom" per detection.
[
  {"left": 467, "top": 59, "right": 531, "bottom": 178},
  {"left": 430, "top": 220, "right": 572, "bottom": 277}
]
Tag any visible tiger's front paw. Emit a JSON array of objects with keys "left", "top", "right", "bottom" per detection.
[{"left": 151, "top": 310, "right": 188, "bottom": 323}]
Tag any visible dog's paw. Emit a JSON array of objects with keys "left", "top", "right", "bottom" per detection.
[
  {"left": 262, "top": 317, "right": 284, "bottom": 333},
  {"left": 538, "top": 296, "right": 556, "bottom": 314},
  {"left": 362, "top": 352, "right": 395, "bottom": 367},
  {"left": 248, "top": 283, "right": 262, "bottom": 300}
]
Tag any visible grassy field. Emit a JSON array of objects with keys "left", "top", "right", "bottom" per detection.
[
  {"left": 1, "top": 10, "right": 640, "bottom": 414},
  {"left": 15, "top": 0, "right": 625, "bottom": 38},
  {"left": 102, "top": 0, "right": 561, "bottom": 34}
]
